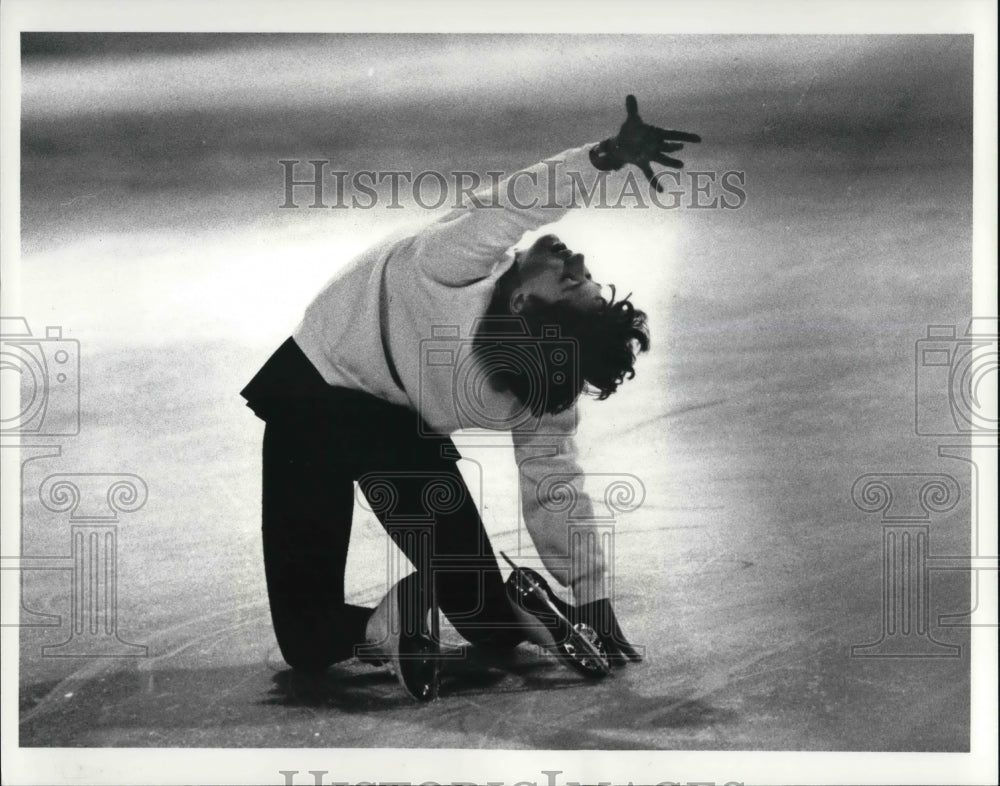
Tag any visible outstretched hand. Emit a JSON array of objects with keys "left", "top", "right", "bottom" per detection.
[{"left": 591, "top": 94, "right": 701, "bottom": 192}]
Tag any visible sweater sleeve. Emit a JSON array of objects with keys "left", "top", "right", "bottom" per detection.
[
  {"left": 406, "top": 145, "right": 600, "bottom": 286},
  {"left": 511, "top": 405, "right": 608, "bottom": 606}
]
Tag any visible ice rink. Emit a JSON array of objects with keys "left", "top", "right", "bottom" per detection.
[{"left": 7, "top": 30, "right": 989, "bottom": 766}]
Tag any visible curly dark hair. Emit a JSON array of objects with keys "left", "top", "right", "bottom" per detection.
[{"left": 473, "top": 267, "right": 650, "bottom": 416}]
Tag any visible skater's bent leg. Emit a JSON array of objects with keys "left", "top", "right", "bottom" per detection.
[
  {"left": 358, "top": 456, "right": 524, "bottom": 651},
  {"left": 262, "top": 420, "right": 366, "bottom": 671}
]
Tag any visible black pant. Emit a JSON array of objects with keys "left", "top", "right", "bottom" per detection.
[{"left": 248, "top": 341, "right": 522, "bottom": 671}]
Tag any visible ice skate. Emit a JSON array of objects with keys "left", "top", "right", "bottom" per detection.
[
  {"left": 501, "top": 552, "right": 611, "bottom": 679},
  {"left": 359, "top": 573, "right": 440, "bottom": 702}
]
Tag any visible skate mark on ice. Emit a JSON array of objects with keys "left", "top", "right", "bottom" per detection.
[
  {"left": 619, "top": 398, "right": 728, "bottom": 436},
  {"left": 20, "top": 599, "right": 271, "bottom": 726},
  {"left": 630, "top": 623, "right": 839, "bottom": 728}
]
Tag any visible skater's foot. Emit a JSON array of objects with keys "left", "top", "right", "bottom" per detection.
[
  {"left": 359, "top": 573, "right": 439, "bottom": 702},
  {"left": 501, "top": 553, "right": 611, "bottom": 679}
]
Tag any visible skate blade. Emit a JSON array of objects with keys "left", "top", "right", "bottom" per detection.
[{"left": 552, "top": 622, "right": 611, "bottom": 679}]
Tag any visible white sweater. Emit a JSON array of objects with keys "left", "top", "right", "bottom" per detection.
[{"left": 294, "top": 144, "right": 608, "bottom": 604}]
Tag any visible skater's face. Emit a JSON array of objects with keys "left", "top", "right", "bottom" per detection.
[{"left": 510, "top": 234, "right": 606, "bottom": 314}]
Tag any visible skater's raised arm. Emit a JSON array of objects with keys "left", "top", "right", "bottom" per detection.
[
  {"left": 408, "top": 95, "right": 699, "bottom": 286},
  {"left": 406, "top": 145, "right": 597, "bottom": 286}
]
